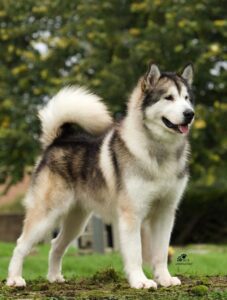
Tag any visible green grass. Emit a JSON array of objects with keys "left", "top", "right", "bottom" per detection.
[
  {"left": 0, "top": 243, "right": 227, "bottom": 299},
  {"left": 1, "top": 243, "right": 227, "bottom": 280}
]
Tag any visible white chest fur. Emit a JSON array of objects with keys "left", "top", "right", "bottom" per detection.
[{"left": 124, "top": 154, "right": 188, "bottom": 218}]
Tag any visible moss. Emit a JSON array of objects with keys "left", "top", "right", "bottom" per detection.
[
  {"left": 191, "top": 285, "right": 208, "bottom": 296},
  {"left": 91, "top": 268, "right": 120, "bottom": 284},
  {"left": 196, "top": 276, "right": 210, "bottom": 285},
  {"left": 1, "top": 275, "right": 226, "bottom": 299}
]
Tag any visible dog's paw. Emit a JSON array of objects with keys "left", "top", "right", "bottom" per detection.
[
  {"left": 131, "top": 278, "right": 157, "bottom": 289},
  {"left": 155, "top": 275, "right": 181, "bottom": 287},
  {"left": 47, "top": 273, "right": 65, "bottom": 283},
  {"left": 130, "top": 275, "right": 157, "bottom": 289},
  {"left": 6, "top": 276, "right": 26, "bottom": 287}
]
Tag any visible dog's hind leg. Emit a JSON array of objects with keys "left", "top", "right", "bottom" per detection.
[
  {"left": 6, "top": 172, "right": 73, "bottom": 287},
  {"left": 6, "top": 206, "right": 60, "bottom": 287},
  {"left": 47, "top": 204, "right": 91, "bottom": 283}
]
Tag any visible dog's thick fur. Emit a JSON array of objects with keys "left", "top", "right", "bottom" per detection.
[{"left": 7, "top": 64, "right": 195, "bottom": 289}]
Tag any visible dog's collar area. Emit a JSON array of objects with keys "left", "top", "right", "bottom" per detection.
[{"left": 162, "top": 117, "right": 189, "bottom": 134}]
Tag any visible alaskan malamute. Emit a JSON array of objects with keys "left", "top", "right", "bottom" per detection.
[{"left": 7, "top": 63, "right": 195, "bottom": 289}]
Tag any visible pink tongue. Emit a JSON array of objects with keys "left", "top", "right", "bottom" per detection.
[{"left": 178, "top": 125, "right": 189, "bottom": 134}]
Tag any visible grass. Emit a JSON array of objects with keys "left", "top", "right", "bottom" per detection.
[{"left": 0, "top": 243, "right": 227, "bottom": 299}]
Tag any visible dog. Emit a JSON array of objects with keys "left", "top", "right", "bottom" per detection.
[{"left": 7, "top": 63, "right": 195, "bottom": 289}]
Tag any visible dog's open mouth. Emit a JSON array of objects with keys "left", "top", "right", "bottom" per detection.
[{"left": 162, "top": 117, "right": 189, "bottom": 134}]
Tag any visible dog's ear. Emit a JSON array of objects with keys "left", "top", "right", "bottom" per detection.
[
  {"left": 142, "top": 63, "right": 161, "bottom": 91},
  {"left": 181, "top": 63, "right": 194, "bottom": 86}
]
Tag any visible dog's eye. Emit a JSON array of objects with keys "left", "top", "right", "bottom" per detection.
[
  {"left": 165, "top": 95, "right": 173, "bottom": 101},
  {"left": 185, "top": 95, "right": 189, "bottom": 100}
]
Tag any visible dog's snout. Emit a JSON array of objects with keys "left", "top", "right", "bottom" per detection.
[{"left": 183, "top": 109, "right": 194, "bottom": 123}]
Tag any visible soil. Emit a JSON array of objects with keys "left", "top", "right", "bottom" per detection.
[{"left": 1, "top": 269, "right": 227, "bottom": 299}]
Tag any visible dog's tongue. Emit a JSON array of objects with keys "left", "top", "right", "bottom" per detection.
[{"left": 178, "top": 125, "right": 189, "bottom": 134}]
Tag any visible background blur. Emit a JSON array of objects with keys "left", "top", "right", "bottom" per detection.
[{"left": 0, "top": 0, "right": 227, "bottom": 245}]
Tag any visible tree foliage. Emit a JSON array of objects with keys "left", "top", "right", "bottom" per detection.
[{"left": 0, "top": 0, "right": 226, "bottom": 190}]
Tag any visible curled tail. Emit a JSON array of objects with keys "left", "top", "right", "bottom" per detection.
[{"left": 39, "top": 86, "right": 113, "bottom": 148}]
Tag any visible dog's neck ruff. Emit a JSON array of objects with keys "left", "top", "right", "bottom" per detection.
[{"left": 120, "top": 106, "right": 187, "bottom": 169}]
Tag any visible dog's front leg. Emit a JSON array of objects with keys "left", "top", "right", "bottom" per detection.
[
  {"left": 149, "top": 205, "right": 181, "bottom": 287},
  {"left": 118, "top": 212, "right": 157, "bottom": 289}
]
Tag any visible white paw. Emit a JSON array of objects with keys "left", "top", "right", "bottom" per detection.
[
  {"left": 131, "top": 278, "right": 157, "bottom": 289},
  {"left": 47, "top": 273, "right": 65, "bottom": 283},
  {"left": 155, "top": 275, "right": 181, "bottom": 287},
  {"left": 6, "top": 276, "right": 26, "bottom": 287},
  {"left": 130, "top": 277, "right": 157, "bottom": 289}
]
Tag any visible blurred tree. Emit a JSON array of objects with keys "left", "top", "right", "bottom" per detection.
[{"left": 0, "top": 0, "right": 226, "bottom": 190}]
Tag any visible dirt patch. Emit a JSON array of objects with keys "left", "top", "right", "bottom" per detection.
[{"left": 1, "top": 269, "right": 227, "bottom": 299}]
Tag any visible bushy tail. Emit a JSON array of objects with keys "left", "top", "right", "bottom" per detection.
[{"left": 38, "top": 86, "right": 113, "bottom": 147}]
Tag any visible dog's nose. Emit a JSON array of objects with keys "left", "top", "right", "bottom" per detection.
[{"left": 183, "top": 109, "right": 194, "bottom": 123}]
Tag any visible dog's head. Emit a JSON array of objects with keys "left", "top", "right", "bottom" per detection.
[{"left": 139, "top": 63, "right": 195, "bottom": 138}]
